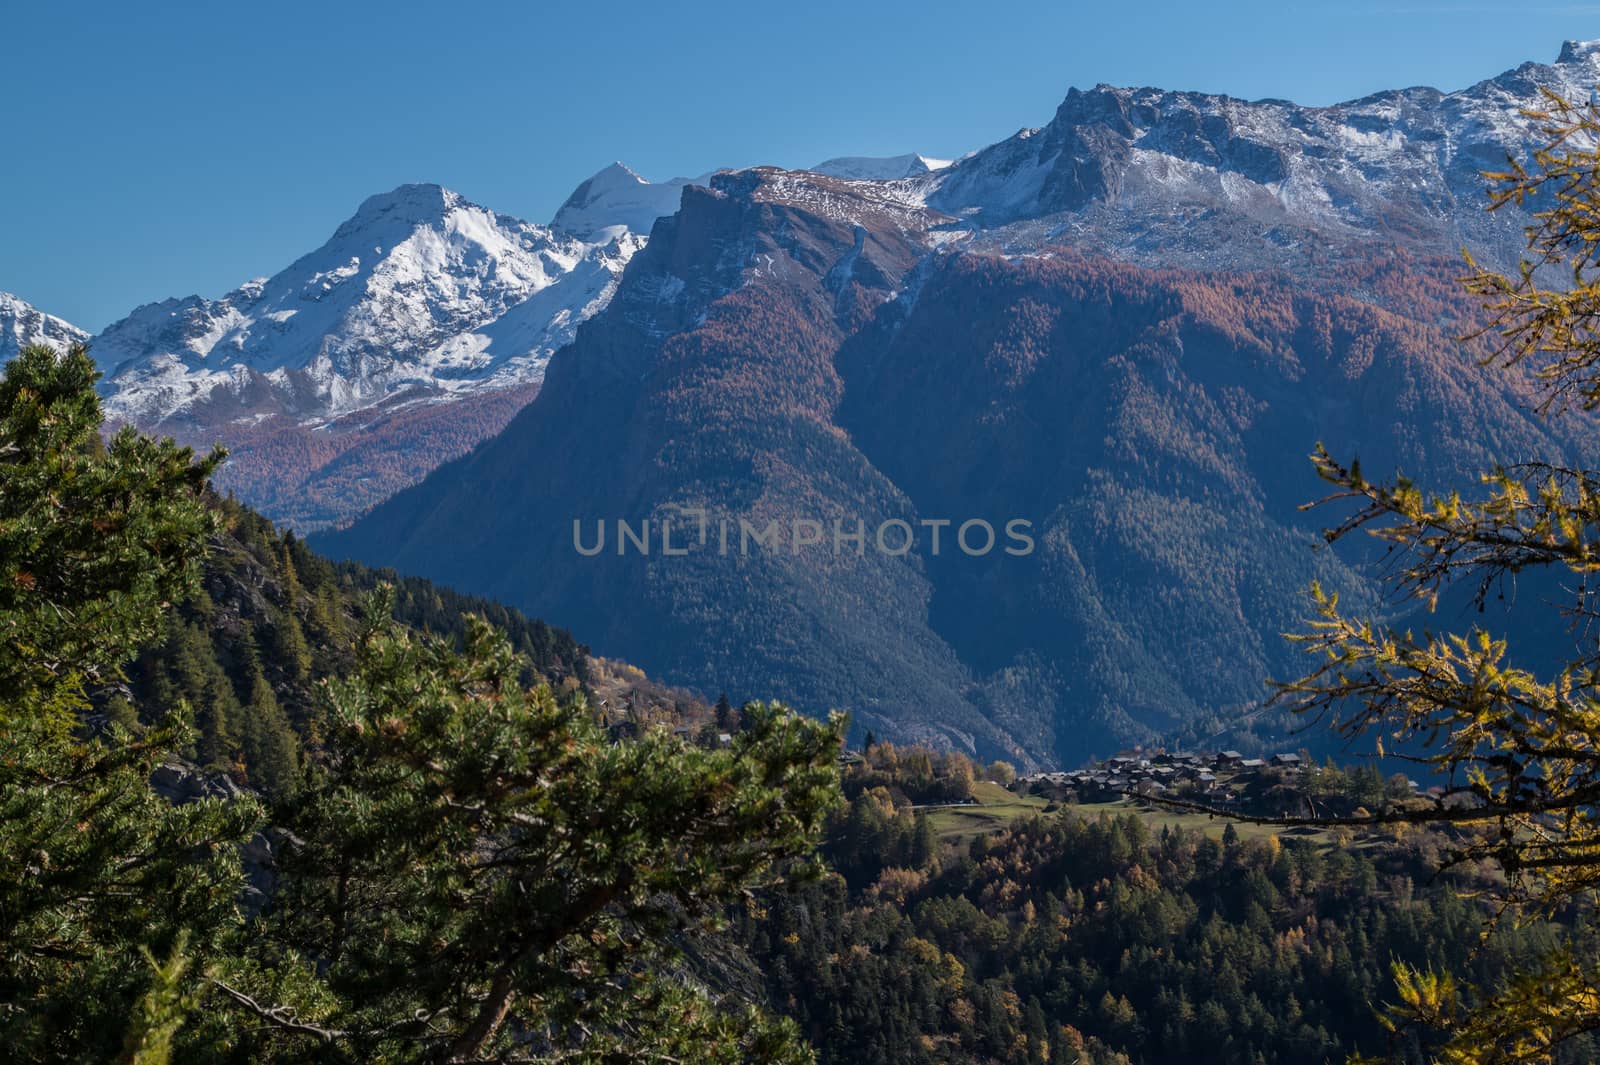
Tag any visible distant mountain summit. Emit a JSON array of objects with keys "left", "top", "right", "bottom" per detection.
[
  {"left": 75, "top": 181, "right": 653, "bottom": 531},
  {"left": 917, "top": 38, "right": 1600, "bottom": 271},
  {"left": 551, "top": 163, "right": 707, "bottom": 241},
  {"left": 549, "top": 155, "right": 959, "bottom": 240},
  {"left": 810, "top": 153, "right": 953, "bottom": 181},
  {"left": 0, "top": 292, "right": 88, "bottom": 362},
  {"left": 94, "top": 183, "right": 640, "bottom": 432}
]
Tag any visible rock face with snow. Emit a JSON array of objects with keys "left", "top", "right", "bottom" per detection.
[
  {"left": 919, "top": 40, "right": 1600, "bottom": 272},
  {"left": 89, "top": 36, "right": 1600, "bottom": 435},
  {"left": 94, "top": 183, "right": 642, "bottom": 431},
  {"left": 0, "top": 292, "right": 89, "bottom": 362},
  {"left": 88, "top": 38, "right": 1600, "bottom": 441}
]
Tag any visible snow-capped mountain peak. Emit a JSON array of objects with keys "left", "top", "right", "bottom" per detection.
[
  {"left": 0, "top": 292, "right": 90, "bottom": 363},
  {"left": 329, "top": 182, "right": 465, "bottom": 241},
  {"left": 94, "top": 183, "right": 643, "bottom": 428},
  {"left": 59, "top": 37, "right": 1600, "bottom": 537},
  {"left": 550, "top": 163, "right": 707, "bottom": 242},
  {"left": 1558, "top": 38, "right": 1600, "bottom": 66}
]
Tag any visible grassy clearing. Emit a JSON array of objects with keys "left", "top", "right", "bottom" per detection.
[
  {"left": 1066, "top": 798, "right": 1331, "bottom": 843},
  {"left": 922, "top": 781, "right": 1049, "bottom": 839},
  {"left": 921, "top": 784, "right": 1335, "bottom": 845}
]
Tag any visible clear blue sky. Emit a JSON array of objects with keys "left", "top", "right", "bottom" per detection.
[{"left": 4, "top": 0, "right": 1598, "bottom": 330}]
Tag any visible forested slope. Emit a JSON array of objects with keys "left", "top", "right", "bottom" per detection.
[{"left": 102, "top": 495, "right": 590, "bottom": 798}]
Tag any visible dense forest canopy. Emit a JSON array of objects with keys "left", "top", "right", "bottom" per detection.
[{"left": 740, "top": 749, "right": 1599, "bottom": 1065}]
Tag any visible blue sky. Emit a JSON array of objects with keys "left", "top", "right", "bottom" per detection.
[{"left": 4, "top": 1, "right": 1598, "bottom": 330}]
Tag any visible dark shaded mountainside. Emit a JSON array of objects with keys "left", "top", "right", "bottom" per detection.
[{"left": 316, "top": 155, "right": 1591, "bottom": 768}]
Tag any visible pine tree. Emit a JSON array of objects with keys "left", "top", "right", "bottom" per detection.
[
  {"left": 0, "top": 345, "right": 261, "bottom": 1062},
  {"left": 117, "top": 934, "right": 199, "bottom": 1065},
  {"left": 269, "top": 605, "right": 312, "bottom": 686},
  {"left": 0, "top": 345, "right": 848, "bottom": 1062},
  {"left": 233, "top": 624, "right": 301, "bottom": 800},
  {"left": 218, "top": 592, "right": 842, "bottom": 1062}
]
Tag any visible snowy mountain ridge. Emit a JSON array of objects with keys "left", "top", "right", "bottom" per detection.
[
  {"left": 91, "top": 152, "right": 963, "bottom": 430},
  {"left": 905, "top": 38, "right": 1600, "bottom": 272},
  {"left": 810, "top": 153, "right": 954, "bottom": 181},
  {"left": 94, "top": 183, "right": 641, "bottom": 429}
]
